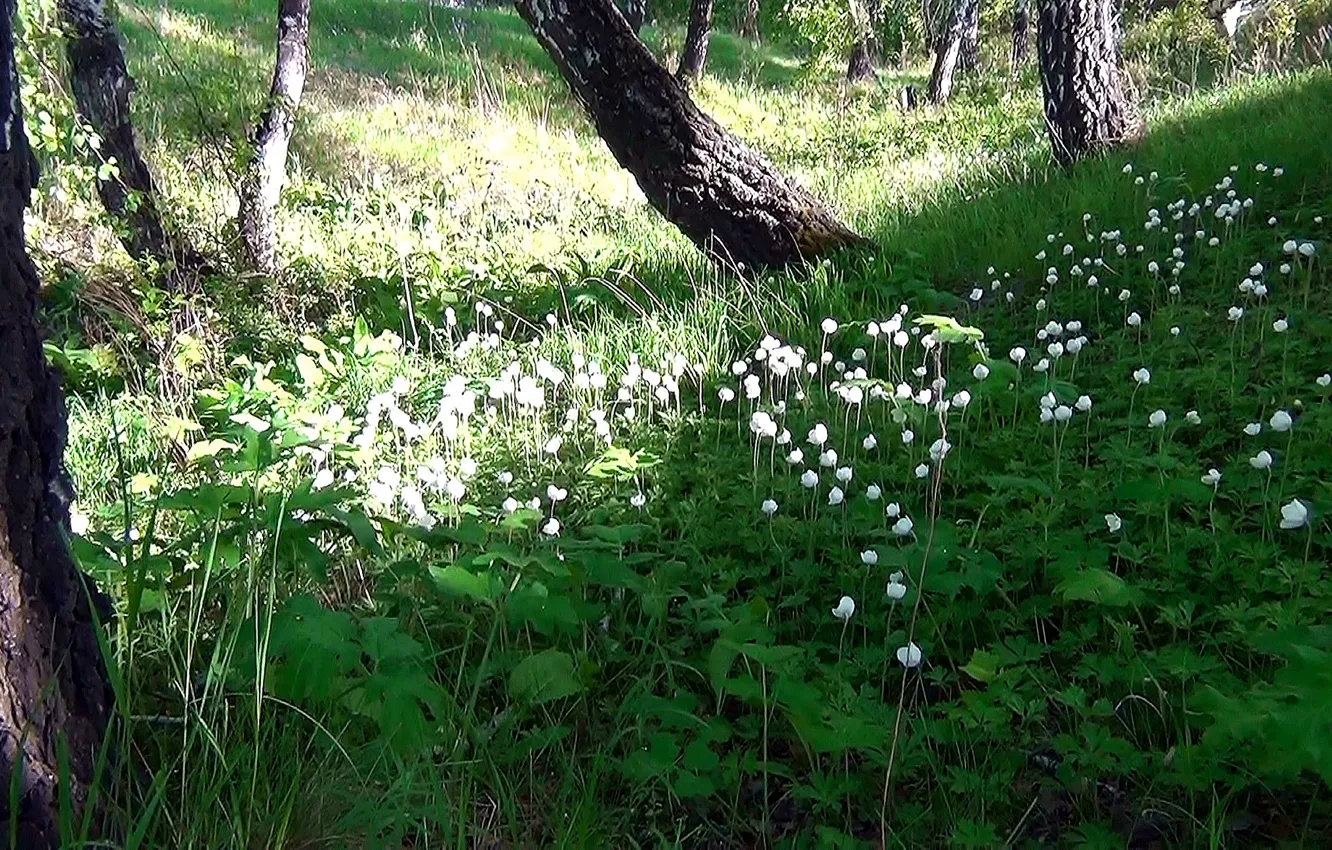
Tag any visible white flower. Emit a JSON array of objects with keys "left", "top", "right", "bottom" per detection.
[
  {"left": 541, "top": 518, "right": 561, "bottom": 536},
  {"left": 895, "top": 642, "right": 923, "bottom": 668},
  {"left": 502, "top": 496, "right": 519, "bottom": 514},
  {"left": 835, "top": 466, "right": 854, "bottom": 484},
  {"left": 973, "top": 363, "right": 990, "bottom": 380},
  {"left": 1270, "top": 410, "right": 1293, "bottom": 432},
  {"left": 828, "top": 486, "right": 845, "bottom": 506},
  {"left": 1010, "top": 347, "right": 1027, "bottom": 364},
  {"left": 862, "top": 433, "right": 878, "bottom": 451},
  {"left": 861, "top": 549, "right": 879, "bottom": 566},
  {"left": 1185, "top": 410, "right": 1201, "bottom": 425},
  {"left": 1318, "top": 374, "right": 1332, "bottom": 388},
  {"left": 1298, "top": 242, "right": 1316, "bottom": 257},
  {"left": 1202, "top": 468, "right": 1221, "bottom": 487},
  {"left": 892, "top": 516, "right": 915, "bottom": 536},
  {"left": 1244, "top": 421, "right": 1263, "bottom": 436},
  {"left": 832, "top": 595, "right": 856, "bottom": 620},
  {"left": 1033, "top": 359, "right": 1050, "bottom": 373},
  {"left": 312, "top": 468, "right": 335, "bottom": 490},
  {"left": 1133, "top": 368, "right": 1151, "bottom": 385},
  {"left": 1127, "top": 312, "right": 1141, "bottom": 328},
  {"left": 819, "top": 449, "right": 838, "bottom": 468},
  {"left": 953, "top": 390, "right": 971, "bottom": 408},
  {"left": 1105, "top": 513, "right": 1122, "bottom": 532},
  {"left": 1053, "top": 405, "right": 1073, "bottom": 422},
  {"left": 886, "top": 502, "right": 901, "bottom": 518},
  {"left": 1048, "top": 341, "right": 1064, "bottom": 359},
  {"left": 1075, "top": 395, "right": 1092, "bottom": 412},
  {"left": 1039, "top": 408, "right": 1054, "bottom": 424},
  {"left": 547, "top": 484, "right": 568, "bottom": 502},
  {"left": 631, "top": 492, "right": 647, "bottom": 509},
  {"left": 800, "top": 470, "right": 818, "bottom": 489},
  {"left": 760, "top": 498, "right": 778, "bottom": 517},
  {"left": 718, "top": 387, "right": 735, "bottom": 403},
  {"left": 1249, "top": 450, "right": 1273, "bottom": 470},
  {"left": 901, "top": 429, "right": 915, "bottom": 445},
  {"left": 807, "top": 423, "right": 829, "bottom": 446},
  {"left": 1148, "top": 409, "right": 1167, "bottom": 428},
  {"left": 866, "top": 484, "right": 882, "bottom": 501},
  {"left": 928, "top": 438, "right": 951, "bottom": 463},
  {"left": 1283, "top": 239, "right": 1299, "bottom": 254},
  {"left": 1280, "top": 263, "right": 1292, "bottom": 274},
  {"left": 1279, "top": 499, "right": 1310, "bottom": 530},
  {"left": 914, "top": 463, "right": 930, "bottom": 479},
  {"left": 821, "top": 318, "right": 839, "bottom": 335},
  {"left": 886, "top": 579, "right": 907, "bottom": 600},
  {"left": 1273, "top": 318, "right": 1289, "bottom": 333}
]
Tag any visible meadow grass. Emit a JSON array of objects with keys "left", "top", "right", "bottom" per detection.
[{"left": 15, "top": 0, "right": 1332, "bottom": 845}]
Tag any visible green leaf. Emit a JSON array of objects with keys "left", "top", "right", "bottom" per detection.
[
  {"left": 960, "top": 649, "right": 1002, "bottom": 683},
  {"left": 508, "top": 649, "right": 584, "bottom": 705},
  {"left": 322, "top": 508, "right": 383, "bottom": 555},
  {"left": 1056, "top": 569, "right": 1136, "bottom": 606},
  {"left": 429, "top": 565, "right": 495, "bottom": 604}
]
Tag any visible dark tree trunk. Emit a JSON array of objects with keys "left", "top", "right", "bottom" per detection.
[
  {"left": 238, "top": 0, "right": 311, "bottom": 276},
  {"left": 1036, "top": 0, "right": 1143, "bottom": 166},
  {"left": 625, "top": 0, "right": 646, "bottom": 31},
  {"left": 1011, "top": 0, "right": 1030, "bottom": 69},
  {"left": 677, "top": 0, "right": 714, "bottom": 84},
  {"left": 846, "top": 0, "right": 878, "bottom": 81},
  {"left": 515, "top": 0, "right": 864, "bottom": 270},
  {"left": 58, "top": 0, "right": 202, "bottom": 274},
  {"left": 959, "top": 0, "right": 981, "bottom": 72},
  {"left": 847, "top": 39, "right": 874, "bottom": 80},
  {"left": 927, "top": 0, "right": 978, "bottom": 103},
  {"left": 0, "top": 3, "right": 112, "bottom": 846},
  {"left": 740, "top": 0, "right": 760, "bottom": 38}
]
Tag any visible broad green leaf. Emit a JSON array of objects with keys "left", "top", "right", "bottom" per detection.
[
  {"left": 961, "top": 649, "right": 1002, "bottom": 683},
  {"left": 429, "top": 564, "right": 495, "bottom": 603},
  {"left": 1056, "top": 569, "right": 1136, "bottom": 606},
  {"left": 508, "top": 649, "right": 583, "bottom": 705}
]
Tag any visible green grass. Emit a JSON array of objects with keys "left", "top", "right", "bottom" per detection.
[{"left": 14, "top": 0, "right": 1332, "bottom": 845}]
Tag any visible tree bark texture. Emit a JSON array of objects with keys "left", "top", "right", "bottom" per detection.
[
  {"left": 58, "top": 0, "right": 196, "bottom": 272},
  {"left": 515, "top": 0, "right": 864, "bottom": 270},
  {"left": 927, "top": 0, "right": 978, "bottom": 103},
  {"left": 624, "top": 0, "right": 646, "bottom": 31},
  {"left": 0, "top": 4, "right": 112, "bottom": 846},
  {"left": 1011, "top": 0, "right": 1030, "bottom": 68},
  {"left": 238, "top": 0, "right": 311, "bottom": 276},
  {"left": 1036, "top": 0, "right": 1143, "bottom": 166},
  {"left": 959, "top": 0, "right": 981, "bottom": 72},
  {"left": 845, "top": 0, "right": 878, "bottom": 81},
  {"left": 677, "top": 0, "right": 713, "bottom": 84},
  {"left": 847, "top": 39, "right": 874, "bottom": 80},
  {"left": 740, "top": 0, "right": 759, "bottom": 38}
]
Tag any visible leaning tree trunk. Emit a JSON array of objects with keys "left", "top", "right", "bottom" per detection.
[
  {"left": 1011, "top": 0, "right": 1030, "bottom": 68},
  {"left": 238, "top": 0, "right": 311, "bottom": 276},
  {"left": 959, "top": 0, "right": 981, "bottom": 72},
  {"left": 0, "top": 4, "right": 112, "bottom": 846},
  {"left": 740, "top": 0, "right": 760, "bottom": 38},
  {"left": 1036, "top": 0, "right": 1143, "bottom": 166},
  {"left": 927, "top": 0, "right": 978, "bottom": 103},
  {"left": 58, "top": 0, "right": 201, "bottom": 274},
  {"left": 677, "top": 0, "right": 714, "bottom": 84},
  {"left": 515, "top": 0, "right": 863, "bottom": 270}
]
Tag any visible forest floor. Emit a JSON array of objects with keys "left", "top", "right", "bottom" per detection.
[{"left": 20, "top": 0, "right": 1332, "bottom": 846}]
